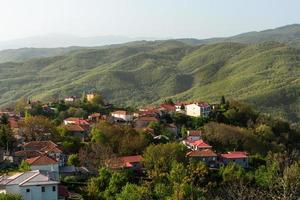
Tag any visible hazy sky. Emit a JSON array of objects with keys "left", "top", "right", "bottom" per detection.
[{"left": 0, "top": 0, "right": 300, "bottom": 41}]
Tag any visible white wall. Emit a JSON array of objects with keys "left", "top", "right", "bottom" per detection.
[{"left": 20, "top": 184, "right": 58, "bottom": 200}]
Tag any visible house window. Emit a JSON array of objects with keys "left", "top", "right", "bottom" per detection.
[
  {"left": 41, "top": 187, "right": 45, "bottom": 192},
  {"left": 52, "top": 186, "right": 56, "bottom": 192},
  {"left": 26, "top": 189, "right": 30, "bottom": 193}
]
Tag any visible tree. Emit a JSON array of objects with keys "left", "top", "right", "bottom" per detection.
[
  {"left": 117, "top": 184, "right": 152, "bottom": 200},
  {"left": 0, "top": 125, "right": 15, "bottom": 151},
  {"left": 19, "top": 160, "right": 30, "bottom": 172},
  {"left": 221, "top": 95, "right": 226, "bottom": 105},
  {"left": 19, "top": 115, "right": 57, "bottom": 141},
  {"left": 0, "top": 193, "right": 23, "bottom": 200},
  {"left": 104, "top": 172, "right": 128, "bottom": 200},
  {"left": 142, "top": 143, "right": 187, "bottom": 179},
  {"left": 67, "top": 154, "right": 80, "bottom": 166},
  {"left": 91, "top": 94, "right": 104, "bottom": 106},
  {"left": 15, "top": 97, "right": 28, "bottom": 114}
]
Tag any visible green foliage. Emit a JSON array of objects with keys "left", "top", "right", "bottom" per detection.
[
  {"left": 142, "top": 143, "right": 187, "bottom": 179},
  {"left": 0, "top": 193, "right": 23, "bottom": 200},
  {"left": 67, "top": 154, "right": 80, "bottom": 166},
  {"left": 117, "top": 184, "right": 152, "bottom": 200},
  {"left": 0, "top": 41, "right": 299, "bottom": 122},
  {"left": 19, "top": 160, "right": 30, "bottom": 172}
]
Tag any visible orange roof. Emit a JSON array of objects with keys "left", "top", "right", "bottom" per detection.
[
  {"left": 89, "top": 113, "right": 101, "bottom": 118},
  {"left": 26, "top": 155, "right": 58, "bottom": 165},
  {"left": 65, "top": 124, "right": 85, "bottom": 132},
  {"left": 186, "top": 149, "right": 217, "bottom": 157},
  {"left": 188, "top": 130, "right": 202, "bottom": 136},
  {"left": 221, "top": 151, "right": 248, "bottom": 159},
  {"left": 189, "top": 140, "right": 212, "bottom": 148},
  {"left": 15, "top": 150, "right": 43, "bottom": 158},
  {"left": 23, "top": 140, "right": 62, "bottom": 153},
  {"left": 137, "top": 116, "right": 159, "bottom": 122}
]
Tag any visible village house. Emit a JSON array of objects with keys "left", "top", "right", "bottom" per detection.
[
  {"left": 86, "top": 92, "right": 97, "bottom": 103},
  {"left": 106, "top": 155, "right": 143, "bottom": 172},
  {"left": 185, "top": 102, "right": 211, "bottom": 118},
  {"left": 88, "top": 113, "right": 101, "bottom": 122},
  {"left": 64, "top": 96, "right": 76, "bottom": 103},
  {"left": 175, "top": 102, "right": 188, "bottom": 113},
  {"left": 26, "top": 155, "right": 60, "bottom": 181},
  {"left": 187, "top": 130, "right": 202, "bottom": 141},
  {"left": 135, "top": 116, "right": 159, "bottom": 128},
  {"left": 220, "top": 151, "right": 249, "bottom": 168},
  {"left": 64, "top": 124, "right": 88, "bottom": 142},
  {"left": 186, "top": 149, "right": 218, "bottom": 168},
  {"left": 0, "top": 170, "right": 59, "bottom": 200},
  {"left": 183, "top": 139, "right": 212, "bottom": 150},
  {"left": 20, "top": 141, "right": 65, "bottom": 167},
  {"left": 111, "top": 110, "right": 134, "bottom": 122},
  {"left": 159, "top": 104, "right": 176, "bottom": 113}
]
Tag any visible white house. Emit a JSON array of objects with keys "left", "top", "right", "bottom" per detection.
[
  {"left": 26, "top": 155, "right": 59, "bottom": 181},
  {"left": 185, "top": 103, "right": 211, "bottom": 117},
  {"left": 0, "top": 170, "right": 59, "bottom": 200},
  {"left": 111, "top": 110, "right": 133, "bottom": 122}
]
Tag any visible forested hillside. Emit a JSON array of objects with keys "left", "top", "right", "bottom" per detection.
[{"left": 0, "top": 40, "right": 299, "bottom": 122}]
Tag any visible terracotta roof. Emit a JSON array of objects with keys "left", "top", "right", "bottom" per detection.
[
  {"left": 64, "top": 118, "right": 90, "bottom": 125},
  {"left": 186, "top": 149, "right": 217, "bottom": 157},
  {"left": 15, "top": 150, "right": 43, "bottom": 158},
  {"left": 221, "top": 151, "right": 248, "bottom": 159},
  {"left": 26, "top": 155, "right": 58, "bottom": 165},
  {"left": 24, "top": 141, "right": 58, "bottom": 151},
  {"left": 120, "top": 155, "right": 142, "bottom": 164},
  {"left": 160, "top": 104, "right": 176, "bottom": 111},
  {"left": 65, "top": 124, "right": 85, "bottom": 132},
  {"left": 89, "top": 113, "right": 101, "bottom": 118},
  {"left": 188, "top": 130, "right": 202, "bottom": 136},
  {"left": 189, "top": 140, "right": 212, "bottom": 148},
  {"left": 137, "top": 116, "right": 159, "bottom": 122}
]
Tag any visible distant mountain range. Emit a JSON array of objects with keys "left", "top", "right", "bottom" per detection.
[{"left": 0, "top": 24, "right": 299, "bottom": 122}]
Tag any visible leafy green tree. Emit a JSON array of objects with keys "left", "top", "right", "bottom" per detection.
[
  {"left": 19, "top": 160, "right": 30, "bottom": 172},
  {"left": 67, "top": 154, "right": 80, "bottom": 166},
  {"left": 219, "top": 163, "right": 246, "bottom": 182},
  {"left": 0, "top": 193, "right": 23, "bottom": 200},
  {"left": 0, "top": 125, "right": 15, "bottom": 151},
  {"left": 104, "top": 172, "right": 128, "bottom": 200},
  {"left": 117, "top": 183, "right": 152, "bottom": 200},
  {"left": 143, "top": 143, "right": 187, "bottom": 179}
]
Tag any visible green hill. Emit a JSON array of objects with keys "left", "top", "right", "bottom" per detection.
[
  {"left": 0, "top": 40, "right": 299, "bottom": 122},
  {"left": 178, "top": 24, "right": 300, "bottom": 48}
]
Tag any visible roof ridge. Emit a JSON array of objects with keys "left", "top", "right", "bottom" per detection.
[{"left": 19, "top": 172, "right": 41, "bottom": 186}]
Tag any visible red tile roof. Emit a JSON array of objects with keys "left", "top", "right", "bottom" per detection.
[
  {"left": 119, "top": 155, "right": 143, "bottom": 168},
  {"left": 186, "top": 149, "right": 217, "bottom": 157},
  {"left": 65, "top": 124, "right": 85, "bottom": 132},
  {"left": 89, "top": 113, "right": 101, "bottom": 118},
  {"left": 23, "top": 141, "right": 62, "bottom": 153},
  {"left": 64, "top": 118, "right": 90, "bottom": 125},
  {"left": 221, "top": 151, "right": 248, "bottom": 159},
  {"left": 15, "top": 150, "right": 43, "bottom": 158},
  {"left": 188, "top": 130, "right": 202, "bottom": 136},
  {"left": 137, "top": 116, "right": 159, "bottom": 122},
  {"left": 26, "top": 155, "right": 58, "bottom": 165},
  {"left": 189, "top": 140, "right": 212, "bottom": 148},
  {"left": 160, "top": 104, "right": 176, "bottom": 111}
]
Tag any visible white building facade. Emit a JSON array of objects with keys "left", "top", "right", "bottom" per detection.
[
  {"left": 0, "top": 170, "right": 59, "bottom": 200},
  {"left": 185, "top": 103, "right": 211, "bottom": 117}
]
